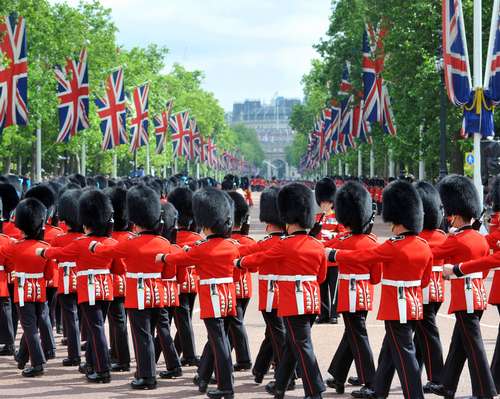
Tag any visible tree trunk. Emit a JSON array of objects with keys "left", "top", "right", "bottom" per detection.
[{"left": 450, "top": 129, "right": 464, "bottom": 174}]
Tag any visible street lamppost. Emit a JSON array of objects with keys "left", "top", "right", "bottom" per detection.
[{"left": 435, "top": 56, "right": 448, "bottom": 179}]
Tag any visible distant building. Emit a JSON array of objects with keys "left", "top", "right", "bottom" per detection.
[{"left": 229, "top": 96, "right": 300, "bottom": 178}]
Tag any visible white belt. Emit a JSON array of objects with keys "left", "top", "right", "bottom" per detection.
[
  {"left": 0, "top": 265, "right": 4, "bottom": 271},
  {"left": 449, "top": 272, "right": 483, "bottom": 313},
  {"left": 278, "top": 275, "right": 316, "bottom": 315},
  {"left": 432, "top": 266, "right": 443, "bottom": 272},
  {"left": 493, "top": 267, "right": 500, "bottom": 271},
  {"left": 381, "top": 279, "right": 421, "bottom": 323},
  {"left": 340, "top": 274, "right": 370, "bottom": 313},
  {"left": 16, "top": 272, "right": 44, "bottom": 307},
  {"left": 126, "top": 272, "right": 162, "bottom": 310},
  {"left": 59, "top": 262, "right": 76, "bottom": 295},
  {"left": 77, "top": 269, "right": 110, "bottom": 306},
  {"left": 199, "top": 277, "right": 233, "bottom": 318},
  {"left": 199, "top": 277, "right": 233, "bottom": 285},
  {"left": 259, "top": 274, "right": 278, "bottom": 312}
]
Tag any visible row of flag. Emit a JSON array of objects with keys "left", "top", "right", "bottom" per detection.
[
  {"left": 0, "top": 13, "right": 250, "bottom": 173},
  {"left": 299, "top": 21, "right": 397, "bottom": 172}
]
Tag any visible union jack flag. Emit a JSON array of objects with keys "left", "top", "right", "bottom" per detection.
[
  {"left": 0, "top": 14, "right": 28, "bottom": 135},
  {"left": 381, "top": 82, "right": 397, "bottom": 136},
  {"left": 169, "top": 111, "right": 191, "bottom": 159},
  {"left": 129, "top": 83, "right": 149, "bottom": 152},
  {"left": 55, "top": 49, "right": 89, "bottom": 143},
  {"left": 153, "top": 99, "right": 173, "bottom": 154},
  {"left": 486, "top": 1, "right": 500, "bottom": 104},
  {"left": 95, "top": 68, "right": 127, "bottom": 150},
  {"left": 362, "top": 29, "right": 380, "bottom": 124},
  {"left": 442, "top": 0, "right": 471, "bottom": 106},
  {"left": 338, "top": 62, "right": 352, "bottom": 95},
  {"left": 188, "top": 118, "right": 200, "bottom": 161},
  {"left": 204, "top": 137, "right": 217, "bottom": 168}
]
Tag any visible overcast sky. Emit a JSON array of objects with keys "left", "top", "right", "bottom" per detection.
[{"left": 55, "top": 0, "right": 332, "bottom": 111}]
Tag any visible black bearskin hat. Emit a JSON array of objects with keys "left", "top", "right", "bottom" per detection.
[
  {"left": 15, "top": 198, "right": 46, "bottom": 239},
  {"left": 69, "top": 173, "right": 86, "bottom": 188},
  {"left": 382, "top": 180, "right": 423, "bottom": 233},
  {"left": 6, "top": 175, "right": 22, "bottom": 196},
  {"left": 278, "top": 183, "right": 315, "bottom": 229},
  {"left": 126, "top": 184, "right": 161, "bottom": 230},
  {"left": 335, "top": 181, "right": 373, "bottom": 234},
  {"left": 25, "top": 184, "right": 56, "bottom": 210},
  {"left": 168, "top": 187, "right": 194, "bottom": 228},
  {"left": 0, "top": 183, "right": 20, "bottom": 220},
  {"left": 437, "top": 174, "right": 481, "bottom": 220},
  {"left": 315, "top": 177, "right": 336, "bottom": 205},
  {"left": 79, "top": 189, "right": 113, "bottom": 236},
  {"left": 414, "top": 181, "right": 443, "bottom": 230},
  {"left": 161, "top": 202, "right": 178, "bottom": 232},
  {"left": 227, "top": 191, "right": 249, "bottom": 227},
  {"left": 105, "top": 186, "right": 129, "bottom": 231},
  {"left": 259, "top": 186, "right": 282, "bottom": 226},
  {"left": 58, "top": 189, "right": 82, "bottom": 230},
  {"left": 491, "top": 175, "right": 500, "bottom": 212},
  {"left": 192, "top": 187, "right": 234, "bottom": 236}
]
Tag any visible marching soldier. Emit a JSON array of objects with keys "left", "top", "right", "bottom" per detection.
[
  {"left": 237, "top": 187, "right": 286, "bottom": 384},
  {"left": 413, "top": 182, "right": 446, "bottom": 392},
  {"left": 313, "top": 177, "right": 344, "bottom": 324},
  {"left": 157, "top": 187, "right": 239, "bottom": 399},
  {"left": 323, "top": 181, "right": 380, "bottom": 397},
  {"left": 2, "top": 198, "right": 53, "bottom": 377},
  {"left": 90, "top": 184, "right": 182, "bottom": 389},
  {"left": 327, "top": 180, "right": 432, "bottom": 399},
  {"left": 430, "top": 175, "right": 496, "bottom": 399},
  {"left": 37, "top": 189, "right": 115, "bottom": 383},
  {"left": 50, "top": 188, "right": 83, "bottom": 367},
  {"left": 237, "top": 183, "right": 327, "bottom": 399},
  {"left": 227, "top": 191, "right": 253, "bottom": 371},
  {"left": 168, "top": 186, "right": 200, "bottom": 366}
]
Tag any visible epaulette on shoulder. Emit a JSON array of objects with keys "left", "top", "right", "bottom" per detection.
[
  {"left": 280, "top": 235, "right": 293, "bottom": 240},
  {"left": 260, "top": 235, "right": 274, "bottom": 243},
  {"left": 308, "top": 235, "right": 323, "bottom": 245},
  {"left": 38, "top": 240, "right": 50, "bottom": 245},
  {"left": 226, "top": 238, "right": 240, "bottom": 246},
  {"left": 389, "top": 235, "right": 405, "bottom": 242},
  {"left": 75, "top": 236, "right": 87, "bottom": 241},
  {"left": 338, "top": 233, "right": 353, "bottom": 241},
  {"left": 436, "top": 229, "right": 446, "bottom": 236},
  {"left": 246, "top": 236, "right": 257, "bottom": 242},
  {"left": 194, "top": 239, "right": 207, "bottom": 246},
  {"left": 416, "top": 236, "right": 428, "bottom": 244}
]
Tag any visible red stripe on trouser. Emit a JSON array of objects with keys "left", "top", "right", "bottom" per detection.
[
  {"left": 416, "top": 321, "right": 433, "bottom": 381},
  {"left": 345, "top": 314, "right": 365, "bottom": 384},
  {"left": 457, "top": 312, "right": 485, "bottom": 396},
  {"left": 286, "top": 317, "right": 314, "bottom": 394},
  {"left": 387, "top": 322, "right": 411, "bottom": 399}
]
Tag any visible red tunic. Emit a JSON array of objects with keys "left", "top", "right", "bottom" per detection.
[
  {"left": 432, "top": 227, "right": 489, "bottom": 313},
  {"left": 176, "top": 229, "right": 202, "bottom": 294},
  {"left": 241, "top": 232, "right": 327, "bottom": 317},
  {"left": 238, "top": 232, "right": 282, "bottom": 311},
  {"left": 3, "top": 221, "right": 22, "bottom": 240},
  {"left": 231, "top": 232, "right": 254, "bottom": 299},
  {"left": 51, "top": 231, "right": 84, "bottom": 295},
  {"left": 314, "top": 211, "right": 345, "bottom": 241},
  {"left": 44, "top": 236, "right": 117, "bottom": 304},
  {"left": 165, "top": 236, "right": 239, "bottom": 319},
  {"left": 94, "top": 233, "right": 179, "bottom": 308},
  {"left": 324, "top": 233, "right": 381, "bottom": 313},
  {"left": 418, "top": 229, "right": 447, "bottom": 304},
  {"left": 2, "top": 239, "right": 52, "bottom": 304},
  {"left": 336, "top": 234, "right": 432, "bottom": 321},
  {"left": 45, "top": 224, "right": 63, "bottom": 289},
  {"left": 0, "top": 234, "right": 13, "bottom": 297},
  {"left": 110, "top": 231, "right": 134, "bottom": 298}
]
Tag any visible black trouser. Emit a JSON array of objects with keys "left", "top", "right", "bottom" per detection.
[
  {"left": 319, "top": 267, "right": 338, "bottom": 320},
  {"left": 16, "top": 302, "right": 48, "bottom": 367},
  {"left": 80, "top": 301, "right": 110, "bottom": 373},
  {"left": 59, "top": 293, "right": 80, "bottom": 359},
  {"left": 275, "top": 315, "right": 325, "bottom": 397},
  {"left": 227, "top": 297, "right": 251, "bottom": 364},
  {"left": 153, "top": 306, "right": 181, "bottom": 371},
  {"left": 254, "top": 309, "right": 286, "bottom": 375},
  {"left": 108, "top": 297, "right": 130, "bottom": 365},
  {"left": 38, "top": 300, "right": 56, "bottom": 356},
  {"left": 0, "top": 296, "right": 15, "bottom": 347},
  {"left": 200, "top": 317, "right": 233, "bottom": 392},
  {"left": 173, "top": 293, "right": 197, "bottom": 360},
  {"left": 373, "top": 320, "right": 423, "bottom": 399},
  {"left": 414, "top": 302, "right": 444, "bottom": 384},
  {"left": 492, "top": 305, "right": 500, "bottom": 392},
  {"left": 46, "top": 287, "right": 59, "bottom": 330},
  {"left": 9, "top": 284, "right": 19, "bottom": 338},
  {"left": 328, "top": 311, "right": 375, "bottom": 387},
  {"left": 441, "top": 311, "right": 496, "bottom": 397}
]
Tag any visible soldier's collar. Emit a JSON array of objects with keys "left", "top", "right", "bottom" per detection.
[
  {"left": 206, "top": 234, "right": 226, "bottom": 240},
  {"left": 269, "top": 231, "right": 283, "bottom": 236},
  {"left": 400, "top": 231, "right": 417, "bottom": 236},
  {"left": 456, "top": 225, "right": 473, "bottom": 232},
  {"left": 138, "top": 231, "right": 157, "bottom": 235},
  {"left": 290, "top": 230, "right": 307, "bottom": 235}
]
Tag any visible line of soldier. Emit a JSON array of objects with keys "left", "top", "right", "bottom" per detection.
[{"left": 0, "top": 171, "right": 498, "bottom": 399}]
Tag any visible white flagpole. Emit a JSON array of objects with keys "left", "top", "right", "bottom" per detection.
[
  {"left": 369, "top": 146, "right": 375, "bottom": 177},
  {"left": 473, "top": 0, "right": 483, "bottom": 204},
  {"left": 196, "top": 162, "right": 200, "bottom": 179},
  {"left": 145, "top": 140, "right": 151, "bottom": 175},
  {"left": 81, "top": 140, "right": 86, "bottom": 177},
  {"left": 388, "top": 148, "right": 395, "bottom": 178},
  {"left": 357, "top": 147, "right": 362, "bottom": 177},
  {"left": 112, "top": 151, "right": 117, "bottom": 178},
  {"left": 174, "top": 157, "right": 178, "bottom": 174},
  {"left": 36, "top": 119, "right": 42, "bottom": 183}
]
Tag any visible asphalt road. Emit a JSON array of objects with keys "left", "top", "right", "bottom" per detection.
[{"left": 0, "top": 191, "right": 498, "bottom": 398}]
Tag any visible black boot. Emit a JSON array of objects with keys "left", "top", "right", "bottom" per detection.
[
  {"left": 429, "top": 384, "right": 455, "bottom": 399},
  {"left": 62, "top": 357, "right": 81, "bottom": 366},
  {"left": 326, "top": 377, "right": 344, "bottom": 394},
  {"left": 206, "top": 389, "right": 234, "bottom": 399},
  {"left": 194, "top": 374, "right": 210, "bottom": 393},
  {"left": 159, "top": 367, "right": 182, "bottom": 379},
  {"left": 233, "top": 361, "right": 252, "bottom": 371},
  {"left": 181, "top": 356, "right": 200, "bottom": 366},
  {"left": 22, "top": 365, "right": 44, "bottom": 377},
  {"left": 348, "top": 376, "right": 362, "bottom": 386},
  {"left": 351, "top": 386, "right": 377, "bottom": 398},
  {"left": 305, "top": 395, "right": 323, "bottom": 399},
  {"left": 265, "top": 381, "right": 285, "bottom": 398},
  {"left": 130, "top": 377, "right": 157, "bottom": 390},
  {"left": 0, "top": 344, "right": 15, "bottom": 356},
  {"left": 78, "top": 362, "right": 93, "bottom": 375},
  {"left": 44, "top": 350, "right": 56, "bottom": 360},
  {"left": 252, "top": 368, "right": 265, "bottom": 384},
  {"left": 423, "top": 381, "right": 440, "bottom": 394},
  {"left": 86, "top": 371, "right": 111, "bottom": 383},
  {"left": 111, "top": 362, "right": 130, "bottom": 372}
]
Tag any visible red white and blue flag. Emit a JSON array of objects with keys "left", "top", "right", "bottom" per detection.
[
  {"left": 338, "top": 62, "right": 352, "bottom": 95},
  {"left": 188, "top": 118, "right": 200, "bottom": 161},
  {"left": 169, "top": 111, "right": 191, "bottom": 159},
  {"left": 55, "top": 49, "right": 89, "bottom": 143},
  {"left": 129, "top": 83, "right": 149, "bottom": 152},
  {"left": 381, "top": 82, "right": 397, "bottom": 136},
  {"left": 95, "top": 68, "right": 127, "bottom": 150},
  {"left": 362, "top": 29, "right": 380, "bottom": 124},
  {"left": 153, "top": 99, "right": 173, "bottom": 154},
  {"left": 486, "top": 0, "right": 500, "bottom": 104},
  {"left": 204, "top": 136, "right": 217, "bottom": 168},
  {"left": 442, "top": 0, "right": 471, "bottom": 106},
  {"left": 0, "top": 14, "right": 28, "bottom": 135}
]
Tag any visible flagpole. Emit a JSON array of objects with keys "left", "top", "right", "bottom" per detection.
[
  {"left": 473, "top": 0, "right": 483, "bottom": 204},
  {"left": 112, "top": 150, "right": 117, "bottom": 178},
  {"left": 36, "top": 119, "right": 42, "bottom": 183},
  {"left": 145, "top": 140, "right": 151, "bottom": 176},
  {"left": 369, "top": 146, "right": 375, "bottom": 177},
  {"left": 196, "top": 162, "right": 200, "bottom": 179},
  {"left": 357, "top": 147, "right": 362, "bottom": 177},
  {"left": 81, "top": 140, "right": 86, "bottom": 177},
  {"left": 338, "top": 159, "right": 342, "bottom": 176},
  {"left": 186, "top": 159, "right": 190, "bottom": 176},
  {"left": 388, "top": 148, "right": 395, "bottom": 177}
]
